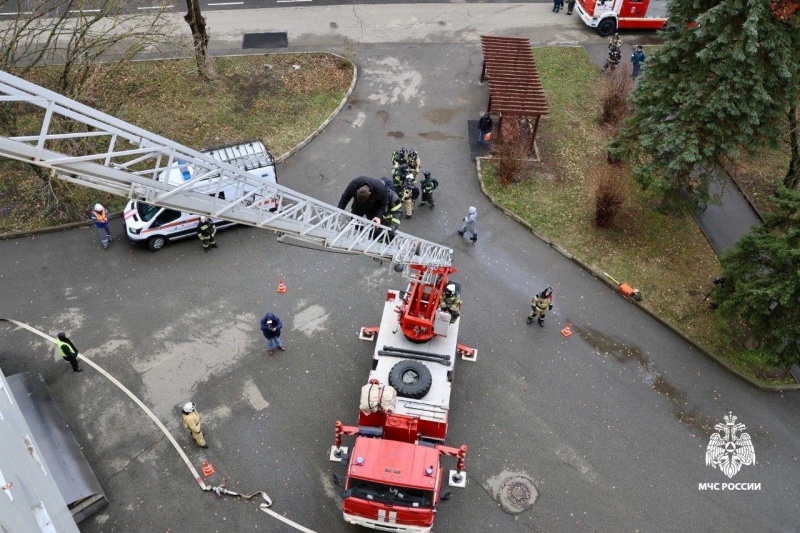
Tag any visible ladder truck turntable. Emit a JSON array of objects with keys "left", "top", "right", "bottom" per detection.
[{"left": 0, "top": 69, "right": 473, "bottom": 533}]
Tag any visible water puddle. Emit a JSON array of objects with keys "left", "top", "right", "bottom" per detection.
[
  {"left": 418, "top": 131, "right": 463, "bottom": 141},
  {"left": 423, "top": 108, "right": 458, "bottom": 125},
  {"left": 577, "top": 325, "right": 714, "bottom": 435}
]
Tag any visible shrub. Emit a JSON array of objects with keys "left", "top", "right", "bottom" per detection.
[
  {"left": 600, "top": 62, "right": 634, "bottom": 129},
  {"left": 493, "top": 119, "right": 529, "bottom": 186},
  {"left": 593, "top": 164, "right": 628, "bottom": 228}
]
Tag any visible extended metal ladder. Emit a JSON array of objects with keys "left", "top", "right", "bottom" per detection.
[{"left": 0, "top": 70, "right": 452, "bottom": 268}]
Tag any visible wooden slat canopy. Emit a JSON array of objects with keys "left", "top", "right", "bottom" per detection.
[{"left": 480, "top": 35, "right": 549, "bottom": 155}]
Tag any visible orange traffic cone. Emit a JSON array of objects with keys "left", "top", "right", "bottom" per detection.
[
  {"left": 276, "top": 279, "right": 287, "bottom": 294},
  {"left": 201, "top": 461, "right": 215, "bottom": 477},
  {"left": 560, "top": 322, "right": 572, "bottom": 337}
]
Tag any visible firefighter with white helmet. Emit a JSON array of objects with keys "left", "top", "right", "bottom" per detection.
[
  {"left": 439, "top": 283, "right": 462, "bottom": 323},
  {"left": 196, "top": 215, "right": 217, "bottom": 252},
  {"left": 181, "top": 402, "right": 208, "bottom": 448}
]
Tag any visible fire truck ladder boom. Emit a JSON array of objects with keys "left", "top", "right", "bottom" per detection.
[{"left": 0, "top": 70, "right": 452, "bottom": 268}]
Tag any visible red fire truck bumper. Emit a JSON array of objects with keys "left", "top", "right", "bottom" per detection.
[{"left": 342, "top": 511, "right": 432, "bottom": 533}]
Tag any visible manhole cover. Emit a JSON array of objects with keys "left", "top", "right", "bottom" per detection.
[{"left": 484, "top": 471, "right": 539, "bottom": 515}]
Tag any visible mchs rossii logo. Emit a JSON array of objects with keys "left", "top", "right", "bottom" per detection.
[{"left": 698, "top": 412, "right": 760, "bottom": 491}]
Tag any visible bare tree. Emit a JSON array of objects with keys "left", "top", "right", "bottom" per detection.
[
  {"left": 184, "top": 0, "right": 215, "bottom": 81},
  {"left": 0, "top": 0, "right": 175, "bottom": 217}
]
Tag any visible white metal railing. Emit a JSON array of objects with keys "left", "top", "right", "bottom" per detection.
[{"left": 0, "top": 70, "right": 452, "bottom": 267}]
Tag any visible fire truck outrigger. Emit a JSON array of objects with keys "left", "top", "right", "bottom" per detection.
[
  {"left": 330, "top": 264, "right": 475, "bottom": 532},
  {"left": 575, "top": 0, "right": 667, "bottom": 36}
]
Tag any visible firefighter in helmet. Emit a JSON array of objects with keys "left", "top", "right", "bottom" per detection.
[
  {"left": 439, "top": 283, "right": 462, "bottom": 323},
  {"left": 181, "top": 402, "right": 208, "bottom": 448},
  {"left": 401, "top": 176, "right": 420, "bottom": 219},
  {"left": 419, "top": 171, "right": 437, "bottom": 210},
  {"left": 378, "top": 178, "right": 403, "bottom": 234},
  {"left": 609, "top": 32, "right": 622, "bottom": 51},
  {"left": 197, "top": 216, "right": 217, "bottom": 252},
  {"left": 406, "top": 149, "right": 421, "bottom": 180},
  {"left": 527, "top": 286, "right": 554, "bottom": 327}
]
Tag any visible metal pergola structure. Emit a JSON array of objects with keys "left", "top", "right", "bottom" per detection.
[
  {"left": 479, "top": 35, "right": 549, "bottom": 156},
  {"left": 0, "top": 70, "right": 452, "bottom": 268}
]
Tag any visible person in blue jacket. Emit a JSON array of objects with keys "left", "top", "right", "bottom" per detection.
[
  {"left": 260, "top": 312, "right": 286, "bottom": 356},
  {"left": 631, "top": 45, "right": 646, "bottom": 79}
]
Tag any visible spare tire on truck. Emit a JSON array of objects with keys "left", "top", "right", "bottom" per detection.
[{"left": 388, "top": 360, "right": 433, "bottom": 399}]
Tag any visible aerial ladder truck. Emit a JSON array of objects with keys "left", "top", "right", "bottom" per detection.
[{"left": 0, "top": 69, "right": 470, "bottom": 532}]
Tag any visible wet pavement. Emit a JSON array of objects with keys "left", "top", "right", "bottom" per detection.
[{"left": 1, "top": 6, "right": 798, "bottom": 533}]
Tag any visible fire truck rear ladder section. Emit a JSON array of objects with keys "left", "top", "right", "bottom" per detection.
[{"left": 0, "top": 70, "right": 452, "bottom": 268}]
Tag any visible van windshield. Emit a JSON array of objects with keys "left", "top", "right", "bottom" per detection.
[{"left": 136, "top": 203, "right": 161, "bottom": 222}]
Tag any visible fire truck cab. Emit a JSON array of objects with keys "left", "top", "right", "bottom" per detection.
[
  {"left": 576, "top": 0, "right": 667, "bottom": 36},
  {"left": 331, "top": 273, "right": 469, "bottom": 533}
]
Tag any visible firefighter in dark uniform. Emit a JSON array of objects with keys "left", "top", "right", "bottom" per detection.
[
  {"left": 197, "top": 216, "right": 217, "bottom": 252},
  {"left": 527, "top": 286, "right": 553, "bottom": 327},
  {"left": 419, "top": 171, "right": 437, "bottom": 210},
  {"left": 392, "top": 163, "right": 409, "bottom": 194},
  {"left": 382, "top": 181, "right": 403, "bottom": 232},
  {"left": 55, "top": 332, "right": 83, "bottom": 372}
]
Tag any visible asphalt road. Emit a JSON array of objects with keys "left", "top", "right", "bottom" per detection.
[
  {"left": 1, "top": 4, "right": 800, "bottom": 533},
  {"left": 0, "top": 0, "right": 548, "bottom": 17}
]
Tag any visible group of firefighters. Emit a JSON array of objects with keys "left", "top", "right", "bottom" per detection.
[
  {"left": 390, "top": 147, "right": 439, "bottom": 221},
  {"left": 336, "top": 148, "right": 439, "bottom": 234}
]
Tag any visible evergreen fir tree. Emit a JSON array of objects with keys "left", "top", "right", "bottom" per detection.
[
  {"left": 616, "top": 0, "right": 800, "bottom": 207},
  {"left": 712, "top": 185, "right": 800, "bottom": 367}
]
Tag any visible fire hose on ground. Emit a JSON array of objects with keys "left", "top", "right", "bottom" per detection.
[{"left": 0, "top": 318, "right": 317, "bottom": 533}]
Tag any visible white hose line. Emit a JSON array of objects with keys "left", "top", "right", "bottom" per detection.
[
  {"left": 0, "top": 318, "right": 209, "bottom": 490},
  {"left": 259, "top": 504, "right": 319, "bottom": 533},
  {"left": 2, "top": 318, "right": 320, "bottom": 532}
]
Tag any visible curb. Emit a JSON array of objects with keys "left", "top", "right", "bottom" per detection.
[
  {"left": 475, "top": 157, "right": 799, "bottom": 392},
  {"left": 0, "top": 212, "right": 124, "bottom": 241},
  {"left": 0, "top": 52, "right": 357, "bottom": 241},
  {"left": 274, "top": 52, "right": 357, "bottom": 165}
]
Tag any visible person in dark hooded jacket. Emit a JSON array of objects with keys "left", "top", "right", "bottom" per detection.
[
  {"left": 260, "top": 312, "right": 286, "bottom": 356},
  {"left": 337, "top": 176, "right": 389, "bottom": 224}
]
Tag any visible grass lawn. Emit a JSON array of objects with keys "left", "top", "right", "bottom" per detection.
[
  {"left": 482, "top": 47, "right": 793, "bottom": 385},
  {"left": 0, "top": 53, "right": 353, "bottom": 232}
]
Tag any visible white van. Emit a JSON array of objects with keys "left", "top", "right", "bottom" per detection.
[{"left": 123, "top": 140, "right": 276, "bottom": 251}]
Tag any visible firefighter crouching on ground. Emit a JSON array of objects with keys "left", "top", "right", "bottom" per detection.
[
  {"left": 419, "top": 171, "right": 437, "bottom": 210},
  {"left": 440, "top": 283, "right": 462, "bottom": 323},
  {"left": 359, "top": 378, "right": 398, "bottom": 416},
  {"left": 401, "top": 177, "right": 420, "bottom": 219},
  {"left": 527, "top": 286, "right": 554, "bottom": 327},
  {"left": 182, "top": 402, "right": 208, "bottom": 448},
  {"left": 197, "top": 216, "right": 217, "bottom": 252}
]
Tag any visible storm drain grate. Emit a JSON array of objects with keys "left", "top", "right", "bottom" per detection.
[{"left": 242, "top": 32, "right": 288, "bottom": 49}]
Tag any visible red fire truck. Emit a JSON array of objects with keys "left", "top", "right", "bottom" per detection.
[
  {"left": 575, "top": 0, "right": 667, "bottom": 36},
  {"left": 330, "top": 265, "right": 475, "bottom": 532}
]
